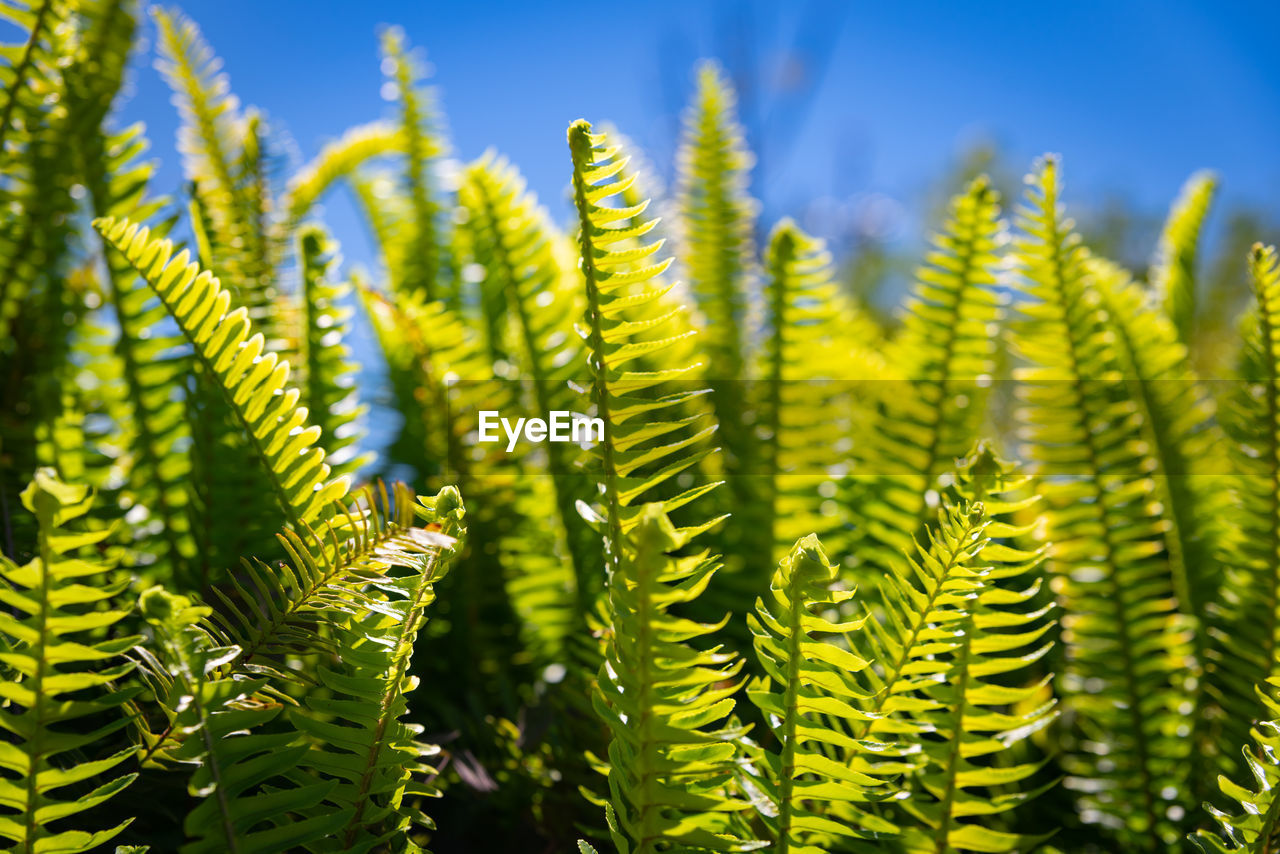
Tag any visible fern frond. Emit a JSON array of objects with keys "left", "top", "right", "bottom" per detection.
[
  {"left": 283, "top": 121, "right": 401, "bottom": 226},
  {"left": 746, "top": 535, "right": 897, "bottom": 852},
  {"left": 291, "top": 486, "right": 465, "bottom": 852},
  {"left": 151, "top": 6, "right": 275, "bottom": 318},
  {"left": 824, "top": 446, "right": 1058, "bottom": 852},
  {"left": 81, "top": 120, "right": 196, "bottom": 580},
  {"left": 0, "top": 469, "right": 140, "bottom": 853},
  {"left": 459, "top": 153, "right": 597, "bottom": 609},
  {"left": 593, "top": 505, "right": 759, "bottom": 854},
  {"left": 1150, "top": 171, "right": 1216, "bottom": 346},
  {"left": 140, "top": 587, "right": 342, "bottom": 853},
  {"left": 759, "top": 219, "right": 879, "bottom": 561},
  {"left": 857, "top": 176, "right": 1004, "bottom": 572},
  {"left": 380, "top": 26, "right": 451, "bottom": 306},
  {"left": 567, "top": 119, "right": 722, "bottom": 571},
  {"left": 93, "top": 216, "right": 348, "bottom": 532},
  {"left": 209, "top": 482, "right": 445, "bottom": 678},
  {"left": 675, "top": 61, "right": 759, "bottom": 570},
  {"left": 298, "top": 225, "right": 368, "bottom": 480},
  {"left": 0, "top": 0, "right": 64, "bottom": 155},
  {"left": 1192, "top": 679, "right": 1280, "bottom": 852},
  {"left": 1210, "top": 244, "right": 1280, "bottom": 770},
  {"left": 893, "top": 447, "right": 1059, "bottom": 854},
  {"left": 1010, "top": 156, "right": 1192, "bottom": 850}
]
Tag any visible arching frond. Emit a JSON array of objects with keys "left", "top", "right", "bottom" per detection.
[
  {"left": 0, "top": 470, "right": 140, "bottom": 853},
  {"left": 208, "top": 482, "right": 446, "bottom": 679},
  {"left": 283, "top": 121, "right": 402, "bottom": 226},
  {"left": 93, "top": 216, "right": 348, "bottom": 533}
]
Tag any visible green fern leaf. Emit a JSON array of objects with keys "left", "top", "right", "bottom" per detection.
[
  {"left": 139, "top": 588, "right": 342, "bottom": 854},
  {"left": 567, "top": 118, "right": 723, "bottom": 570},
  {"left": 0, "top": 469, "right": 141, "bottom": 853},
  {"left": 208, "top": 482, "right": 445, "bottom": 679},
  {"left": 151, "top": 6, "right": 276, "bottom": 321},
  {"left": 1009, "top": 156, "right": 1192, "bottom": 850},
  {"left": 759, "top": 218, "right": 880, "bottom": 561},
  {"left": 856, "top": 176, "right": 1004, "bottom": 574},
  {"left": 893, "top": 447, "right": 1059, "bottom": 854},
  {"left": 290, "top": 486, "right": 464, "bottom": 852},
  {"left": 1150, "top": 171, "right": 1216, "bottom": 346},
  {"left": 297, "top": 225, "right": 369, "bottom": 481},
  {"left": 674, "top": 61, "right": 760, "bottom": 575},
  {"left": 92, "top": 216, "right": 348, "bottom": 532},
  {"left": 1192, "top": 678, "right": 1280, "bottom": 852},
  {"left": 1210, "top": 243, "right": 1280, "bottom": 771},
  {"left": 379, "top": 26, "right": 452, "bottom": 307},
  {"left": 746, "top": 534, "right": 898, "bottom": 852},
  {"left": 283, "top": 121, "right": 402, "bottom": 226},
  {"left": 459, "top": 153, "right": 598, "bottom": 612},
  {"left": 593, "top": 504, "right": 761, "bottom": 854}
]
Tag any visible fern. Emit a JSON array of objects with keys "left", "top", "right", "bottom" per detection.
[
  {"left": 893, "top": 449, "right": 1059, "bottom": 854},
  {"left": 1192, "top": 679, "right": 1280, "bottom": 852},
  {"left": 380, "top": 26, "right": 452, "bottom": 306},
  {"left": 282, "top": 121, "right": 402, "bottom": 226},
  {"left": 1211, "top": 244, "right": 1280, "bottom": 772},
  {"left": 0, "top": 469, "right": 140, "bottom": 853},
  {"left": 856, "top": 176, "right": 1004, "bottom": 575},
  {"left": 291, "top": 486, "right": 465, "bottom": 851},
  {"left": 745, "top": 534, "right": 897, "bottom": 852},
  {"left": 139, "top": 587, "right": 342, "bottom": 853},
  {"left": 1010, "top": 156, "right": 1192, "bottom": 850},
  {"left": 567, "top": 118, "right": 722, "bottom": 571},
  {"left": 674, "top": 61, "right": 760, "bottom": 574},
  {"left": 758, "top": 218, "right": 879, "bottom": 561},
  {"left": 297, "top": 225, "right": 368, "bottom": 481},
  {"left": 458, "top": 153, "right": 597, "bottom": 616},
  {"left": 1150, "top": 170, "right": 1216, "bottom": 346},
  {"left": 208, "top": 482, "right": 446, "bottom": 679},
  {"left": 152, "top": 6, "right": 275, "bottom": 320},
  {"left": 93, "top": 216, "right": 349, "bottom": 531},
  {"left": 593, "top": 505, "right": 759, "bottom": 854}
]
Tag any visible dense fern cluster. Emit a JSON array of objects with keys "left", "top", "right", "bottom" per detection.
[{"left": 2, "top": 3, "right": 1279, "bottom": 852}]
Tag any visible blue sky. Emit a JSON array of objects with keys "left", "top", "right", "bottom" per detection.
[{"left": 118, "top": 1, "right": 1280, "bottom": 262}]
